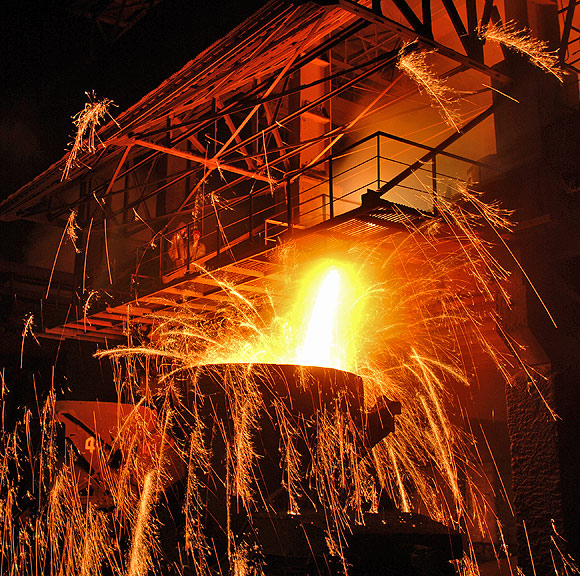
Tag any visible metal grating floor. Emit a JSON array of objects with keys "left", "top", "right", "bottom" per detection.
[{"left": 42, "top": 199, "right": 435, "bottom": 343}]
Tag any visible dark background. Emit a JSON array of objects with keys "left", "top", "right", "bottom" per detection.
[{"left": 0, "top": 0, "right": 266, "bottom": 200}]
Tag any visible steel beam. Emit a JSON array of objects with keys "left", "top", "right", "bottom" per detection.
[
  {"left": 422, "top": 0, "right": 433, "bottom": 38},
  {"left": 440, "top": 0, "right": 470, "bottom": 53},
  {"left": 390, "top": 0, "right": 429, "bottom": 36},
  {"left": 333, "top": 0, "right": 510, "bottom": 83},
  {"left": 219, "top": 49, "right": 400, "bottom": 161},
  {"left": 126, "top": 138, "right": 274, "bottom": 183},
  {"left": 104, "top": 145, "right": 132, "bottom": 197},
  {"left": 216, "top": 98, "right": 257, "bottom": 170},
  {"left": 263, "top": 101, "right": 292, "bottom": 171},
  {"left": 559, "top": 0, "right": 577, "bottom": 62},
  {"left": 376, "top": 104, "right": 496, "bottom": 198}
]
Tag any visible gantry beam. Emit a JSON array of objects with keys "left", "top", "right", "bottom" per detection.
[
  {"left": 120, "top": 138, "right": 275, "bottom": 183},
  {"left": 334, "top": 0, "right": 510, "bottom": 84}
]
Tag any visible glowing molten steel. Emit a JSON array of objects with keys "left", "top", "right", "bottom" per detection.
[{"left": 297, "top": 267, "right": 343, "bottom": 369}]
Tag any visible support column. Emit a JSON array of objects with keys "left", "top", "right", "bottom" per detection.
[{"left": 490, "top": 0, "right": 577, "bottom": 570}]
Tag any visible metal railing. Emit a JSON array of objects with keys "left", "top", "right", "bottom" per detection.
[{"left": 136, "top": 130, "right": 483, "bottom": 281}]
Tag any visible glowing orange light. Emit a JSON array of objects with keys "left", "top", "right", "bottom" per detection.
[{"left": 296, "top": 267, "right": 343, "bottom": 369}]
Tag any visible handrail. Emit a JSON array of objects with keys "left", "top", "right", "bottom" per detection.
[{"left": 144, "top": 129, "right": 484, "bottom": 281}]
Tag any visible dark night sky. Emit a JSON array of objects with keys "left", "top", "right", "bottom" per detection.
[{"left": 0, "top": 0, "right": 266, "bottom": 201}]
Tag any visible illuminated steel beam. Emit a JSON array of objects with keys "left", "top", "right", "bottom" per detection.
[
  {"left": 63, "top": 322, "right": 125, "bottom": 338},
  {"left": 439, "top": 0, "right": 470, "bottom": 52},
  {"left": 263, "top": 101, "right": 292, "bottom": 171},
  {"left": 389, "top": 0, "right": 430, "bottom": 37},
  {"left": 132, "top": 23, "right": 375, "bottom": 145},
  {"left": 559, "top": 0, "right": 577, "bottom": 62},
  {"left": 125, "top": 138, "right": 274, "bottom": 183},
  {"left": 43, "top": 326, "right": 113, "bottom": 343},
  {"left": 376, "top": 104, "right": 496, "bottom": 199},
  {"left": 332, "top": 0, "right": 510, "bottom": 83},
  {"left": 465, "top": 0, "right": 482, "bottom": 60},
  {"left": 140, "top": 50, "right": 394, "bottom": 145},
  {"left": 422, "top": 0, "right": 433, "bottom": 38},
  {"left": 216, "top": 98, "right": 257, "bottom": 170},
  {"left": 219, "top": 49, "right": 399, "bottom": 161},
  {"left": 103, "top": 145, "right": 132, "bottom": 197}
]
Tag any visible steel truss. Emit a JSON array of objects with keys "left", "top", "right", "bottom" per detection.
[{"left": 1, "top": 0, "right": 563, "bottom": 340}]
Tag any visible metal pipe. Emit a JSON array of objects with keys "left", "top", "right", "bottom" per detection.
[
  {"left": 286, "top": 177, "right": 293, "bottom": 231},
  {"left": 377, "top": 133, "right": 381, "bottom": 187},
  {"left": 329, "top": 158, "right": 334, "bottom": 219}
]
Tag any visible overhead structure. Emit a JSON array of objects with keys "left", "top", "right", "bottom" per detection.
[
  {"left": 558, "top": 0, "right": 580, "bottom": 73},
  {"left": 0, "top": 0, "right": 523, "bottom": 339},
  {"left": 1, "top": 0, "right": 578, "bottom": 573}
]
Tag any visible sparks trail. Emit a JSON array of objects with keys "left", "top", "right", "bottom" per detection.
[
  {"left": 397, "top": 44, "right": 461, "bottom": 132},
  {"left": 20, "top": 314, "right": 39, "bottom": 370},
  {"left": 127, "top": 470, "right": 158, "bottom": 576},
  {"left": 46, "top": 210, "right": 82, "bottom": 300},
  {"left": 2, "top": 189, "right": 570, "bottom": 574},
  {"left": 480, "top": 21, "right": 564, "bottom": 83},
  {"left": 62, "top": 92, "right": 118, "bottom": 181}
]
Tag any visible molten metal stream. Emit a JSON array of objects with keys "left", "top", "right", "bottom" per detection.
[{"left": 297, "top": 267, "right": 342, "bottom": 369}]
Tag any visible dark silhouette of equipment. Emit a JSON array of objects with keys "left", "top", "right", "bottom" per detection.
[{"left": 53, "top": 363, "right": 461, "bottom": 575}]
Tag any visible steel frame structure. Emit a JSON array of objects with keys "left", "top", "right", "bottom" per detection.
[
  {"left": 559, "top": 0, "right": 580, "bottom": 72},
  {"left": 0, "top": 0, "right": 572, "bottom": 341}
]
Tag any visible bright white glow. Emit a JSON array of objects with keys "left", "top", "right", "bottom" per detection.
[{"left": 296, "top": 268, "right": 342, "bottom": 368}]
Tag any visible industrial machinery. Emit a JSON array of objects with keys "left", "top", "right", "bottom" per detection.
[{"left": 52, "top": 363, "right": 462, "bottom": 575}]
